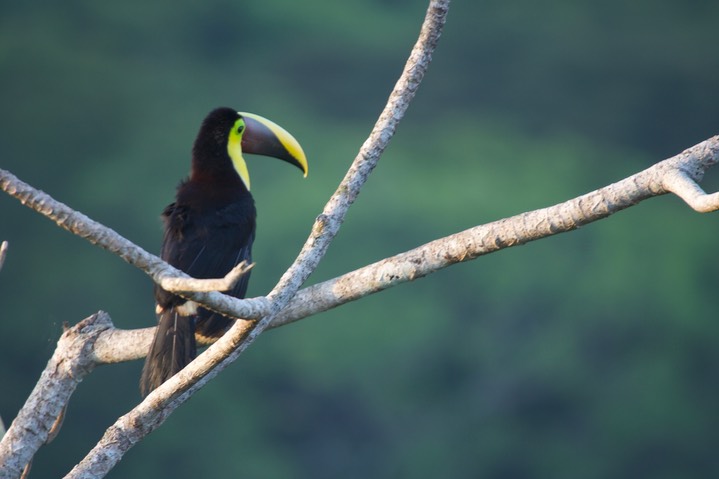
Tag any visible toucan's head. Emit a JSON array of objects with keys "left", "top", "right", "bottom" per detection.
[{"left": 191, "top": 107, "right": 308, "bottom": 190}]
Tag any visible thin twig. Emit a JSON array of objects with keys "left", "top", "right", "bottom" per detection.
[{"left": 158, "top": 261, "right": 254, "bottom": 293}]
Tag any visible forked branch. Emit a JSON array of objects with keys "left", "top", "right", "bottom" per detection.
[{"left": 272, "top": 135, "right": 719, "bottom": 325}]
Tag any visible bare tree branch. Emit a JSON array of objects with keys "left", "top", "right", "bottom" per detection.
[
  {"left": 273, "top": 134, "right": 719, "bottom": 326},
  {"left": 265, "top": 0, "right": 450, "bottom": 308},
  {"left": 0, "top": 313, "right": 112, "bottom": 479}
]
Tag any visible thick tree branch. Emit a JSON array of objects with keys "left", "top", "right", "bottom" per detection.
[
  {"left": 273, "top": 134, "right": 719, "bottom": 326},
  {"left": 0, "top": 313, "right": 112, "bottom": 479}
]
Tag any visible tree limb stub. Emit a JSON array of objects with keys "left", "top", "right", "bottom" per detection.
[{"left": 157, "top": 261, "right": 254, "bottom": 294}]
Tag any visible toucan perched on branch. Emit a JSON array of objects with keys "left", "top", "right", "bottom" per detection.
[{"left": 140, "top": 107, "right": 308, "bottom": 396}]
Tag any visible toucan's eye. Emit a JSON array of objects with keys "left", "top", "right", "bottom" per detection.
[{"left": 237, "top": 124, "right": 245, "bottom": 134}]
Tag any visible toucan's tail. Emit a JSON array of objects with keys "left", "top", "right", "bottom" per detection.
[{"left": 140, "top": 307, "right": 196, "bottom": 397}]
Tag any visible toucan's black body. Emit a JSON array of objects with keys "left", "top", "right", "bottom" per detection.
[
  {"left": 140, "top": 107, "right": 307, "bottom": 396},
  {"left": 139, "top": 179, "right": 256, "bottom": 396}
]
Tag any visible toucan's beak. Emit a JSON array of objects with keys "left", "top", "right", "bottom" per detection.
[{"left": 239, "top": 112, "right": 308, "bottom": 177}]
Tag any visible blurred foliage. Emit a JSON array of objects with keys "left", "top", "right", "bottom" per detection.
[{"left": 1, "top": 0, "right": 719, "bottom": 478}]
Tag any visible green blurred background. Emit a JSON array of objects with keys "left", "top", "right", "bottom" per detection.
[{"left": 2, "top": 0, "right": 719, "bottom": 477}]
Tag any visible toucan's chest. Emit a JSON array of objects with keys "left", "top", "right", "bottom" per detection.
[
  {"left": 155, "top": 180, "right": 256, "bottom": 310},
  {"left": 164, "top": 178, "right": 256, "bottom": 238}
]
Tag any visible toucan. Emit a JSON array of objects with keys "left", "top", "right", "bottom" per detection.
[{"left": 140, "top": 107, "right": 308, "bottom": 396}]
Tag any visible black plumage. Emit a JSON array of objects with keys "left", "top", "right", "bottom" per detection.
[{"left": 140, "top": 107, "right": 306, "bottom": 396}]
